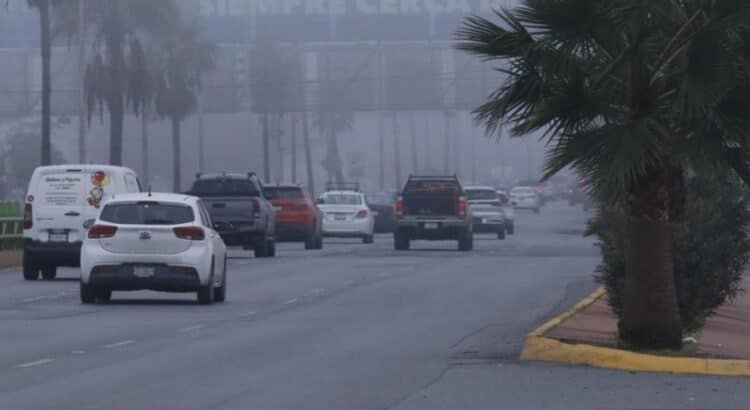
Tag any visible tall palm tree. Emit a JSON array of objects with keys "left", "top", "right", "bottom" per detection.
[
  {"left": 26, "top": 0, "right": 52, "bottom": 165},
  {"left": 457, "top": 0, "right": 750, "bottom": 348},
  {"left": 154, "top": 20, "right": 215, "bottom": 192},
  {"left": 83, "top": 0, "right": 177, "bottom": 165}
]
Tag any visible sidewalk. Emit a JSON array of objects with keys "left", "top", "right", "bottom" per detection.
[{"left": 546, "top": 289, "right": 750, "bottom": 360}]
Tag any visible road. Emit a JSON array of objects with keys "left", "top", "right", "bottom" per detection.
[{"left": 0, "top": 202, "right": 747, "bottom": 410}]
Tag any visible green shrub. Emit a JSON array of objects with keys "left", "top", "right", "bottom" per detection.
[{"left": 588, "top": 174, "right": 749, "bottom": 332}]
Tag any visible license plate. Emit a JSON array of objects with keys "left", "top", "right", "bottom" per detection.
[
  {"left": 49, "top": 233, "right": 67, "bottom": 243},
  {"left": 335, "top": 216, "right": 346, "bottom": 220},
  {"left": 482, "top": 218, "right": 489, "bottom": 224},
  {"left": 424, "top": 222, "right": 439, "bottom": 230},
  {"left": 133, "top": 266, "right": 155, "bottom": 278}
]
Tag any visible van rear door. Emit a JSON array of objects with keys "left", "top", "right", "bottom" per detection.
[{"left": 33, "top": 169, "right": 86, "bottom": 243}]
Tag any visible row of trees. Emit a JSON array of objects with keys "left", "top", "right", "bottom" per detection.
[
  {"left": 457, "top": 0, "right": 750, "bottom": 348},
  {"left": 25, "top": 0, "right": 214, "bottom": 190}
]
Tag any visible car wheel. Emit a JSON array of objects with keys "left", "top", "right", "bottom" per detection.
[
  {"left": 363, "top": 234, "right": 374, "bottom": 244},
  {"left": 97, "top": 289, "right": 112, "bottom": 303},
  {"left": 254, "top": 237, "right": 270, "bottom": 258},
  {"left": 41, "top": 266, "right": 57, "bottom": 280},
  {"left": 315, "top": 235, "right": 324, "bottom": 249},
  {"left": 268, "top": 238, "right": 276, "bottom": 257},
  {"left": 80, "top": 282, "right": 96, "bottom": 304},
  {"left": 214, "top": 258, "right": 227, "bottom": 303},
  {"left": 458, "top": 229, "right": 473, "bottom": 251},
  {"left": 507, "top": 222, "right": 515, "bottom": 235},
  {"left": 497, "top": 229, "right": 506, "bottom": 240},
  {"left": 197, "top": 269, "right": 215, "bottom": 305},
  {"left": 22, "top": 253, "right": 39, "bottom": 281},
  {"left": 305, "top": 232, "right": 316, "bottom": 250},
  {"left": 394, "top": 230, "right": 410, "bottom": 251}
]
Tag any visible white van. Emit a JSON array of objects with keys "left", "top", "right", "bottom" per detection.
[{"left": 22, "top": 165, "right": 142, "bottom": 280}]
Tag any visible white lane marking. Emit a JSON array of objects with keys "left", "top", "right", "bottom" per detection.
[
  {"left": 285, "top": 298, "right": 298, "bottom": 305},
  {"left": 17, "top": 358, "right": 55, "bottom": 368},
  {"left": 23, "top": 296, "right": 49, "bottom": 303},
  {"left": 71, "top": 350, "right": 85, "bottom": 355},
  {"left": 240, "top": 311, "right": 257, "bottom": 317},
  {"left": 104, "top": 340, "right": 134, "bottom": 349},
  {"left": 311, "top": 288, "right": 325, "bottom": 295},
  {"left": 344, "top": 280, "right": 355, "bottom": 286},
  {"left": 179, "top": 324, "right": 205, "bottom": 332}
]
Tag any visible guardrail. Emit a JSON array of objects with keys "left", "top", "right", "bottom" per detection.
[{"left": 0, "top": 217, "right": 23, "bottom": 250}]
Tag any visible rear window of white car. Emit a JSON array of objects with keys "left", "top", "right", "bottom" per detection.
[
  {"left": 466, "top": 189, "right": 497, "bottom": 201},
  {"left": 323, "top": 194, "right": 362, "bottom": 205},
  {"left": 39, "top": 173, "right": 85, "bottom": 207},
  {"left": 100, "top": 202, "right": 194, "bottom": 225}
]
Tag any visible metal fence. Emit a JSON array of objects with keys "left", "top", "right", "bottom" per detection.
[{"left": 0, "top": 202, "right": 22, "bottom": 250}]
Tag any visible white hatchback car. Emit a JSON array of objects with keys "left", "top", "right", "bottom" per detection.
[
  {"left": 317, "top": 191, "right": 375, "bottom": 243},
  {"left": 510, "top": 186, "right": 541, "bottom": 213},
  {"left": 80, "top": 193, "right": 227, "bottom": 305}
]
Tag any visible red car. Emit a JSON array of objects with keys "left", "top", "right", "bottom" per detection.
[{"left": 263, "top": 185, "right": 323, "bottom": 250}]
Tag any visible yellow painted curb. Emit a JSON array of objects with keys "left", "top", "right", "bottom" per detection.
[{"left": 520, "top": 287, "right": 750, "bottom": 376}]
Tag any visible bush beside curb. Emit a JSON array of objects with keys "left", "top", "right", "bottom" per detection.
[{"left": 520, "top": 287, "right": 750, "bottom": 377}]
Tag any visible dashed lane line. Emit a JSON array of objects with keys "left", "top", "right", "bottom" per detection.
[
  {"left": 179, "top": 324, "right": 205, "bottom": 332},
  {"left": 16, "top": 358, "right": 55, "bottom": 368},
  {"left": 103, "top": 340, "right": 135, "bottom": 349}
]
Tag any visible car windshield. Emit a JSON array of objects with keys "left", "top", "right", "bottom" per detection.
[
  {"left": 466, "top": 189, "right": 497, "bottom": 201},
  {"left": 100, "top": 202, "right": 194, "bottom": 225},
  {"left": 323, "top": 194, "right": 362, "bottom": 205},
  {"left": 264, "top": 187, "right": 304, "bottom": 200},
  {"left": 190, "top": 179, "right": 259, "bottom": 197}
]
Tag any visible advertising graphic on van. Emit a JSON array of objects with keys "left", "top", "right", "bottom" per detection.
[
  {"left": 87, "top": 171, "right": 111, "bottom": 209},
  {"left": 42, "top": 174, "right": 84, "bottom": 207}
]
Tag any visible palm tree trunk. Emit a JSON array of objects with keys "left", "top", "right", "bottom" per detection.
[
  {"left": 379, "top": 110, "right": 385, "bottom": 189},
  {"left": 262, "top": 113, "right": 270, "bottom": 182},
  {"left": 392, "top": 113, "right": 402, "bottom": 188},
  {"left": 291, "top": 114, "right": 297, "bottom": 184},
  {"left": 409, "top": 112, "right": 418, "bottom": 174},
  {"left": 171, "top": 117, "right": 182, "bottom": 192},
  {"left": 109, "top": 96, "right": 124, "bottom": 166},
  {"left": 302, "top": 110, "right": 315, "bottom": 196},
  {"left": 620, "top": 167, "right": 683, "bottom": 349},
  {"left": 141, "top": 109, "right": 150, "bottom": 185},
  {"left": 39, "top": 0, "right": 52, "bottom": 166}
]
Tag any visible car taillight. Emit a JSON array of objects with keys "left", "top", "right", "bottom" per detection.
[
  {"left": 23, "top": 203, "right": 32, "bottom": 229},
  {"left": 395, "top": 200, "right": 404, "bottom": 218},
  {"left": 356, "top": 209, "right": 368, "bottom": 219},
  {"left": 251, "top": 200, "right": 260, "bottom": 216},
  {"left": 88, "top": 225, "right": 117, "bottom": 239},
  {"left": 458, "top": 199, "right": 467, "bottom": 217},
  {"left": 173, "top": 226, "right": 205, "bottom": 241}
]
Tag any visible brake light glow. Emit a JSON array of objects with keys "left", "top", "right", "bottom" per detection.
[
  {"left": 458, "top": 199, "right": 468, "bottom": 217},
  {"left": 251, "top": 200, "right": 260, "bottom": 216},
  {"left": 395, "top": 200, "right": 404, "bottom": 218},
  {"left": 356, "top": 209, "right": 369, "bottom": 219},
  {"left": 173, "top": 226, "right": 205, "bottom": 241},
  {"left": 88, "top": 225, "right": 117, "bottom": 239},
  {"left": 23, "top": 203, "right": 32, "bottom": 229}
]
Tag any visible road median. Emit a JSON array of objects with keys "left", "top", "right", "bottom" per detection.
[
  {"left": 0, "top": 250, "right": 21, "bottom": 270},
  {"left": 521, "top": 286, "right": 750, "bottom": 377}
]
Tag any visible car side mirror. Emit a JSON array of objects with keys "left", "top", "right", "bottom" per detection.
[{"left": 83, "top": 219, "right": 95, "bottom": 230}]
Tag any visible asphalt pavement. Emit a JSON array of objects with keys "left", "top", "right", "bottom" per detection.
[{"left": 0, "top": 202, "right": 747, "bottom": 410}]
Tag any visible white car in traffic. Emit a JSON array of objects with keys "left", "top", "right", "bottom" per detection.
[
  {"left": 80, "top": 193, "right": 227, "bottom": 305},
  {"left": 510, "top": 186, "right": 541, "bottom": 213},
  {"left": 317, "top": 191, "right": 375, "bottom": 243}
]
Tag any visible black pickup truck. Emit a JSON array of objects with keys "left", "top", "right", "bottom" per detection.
[
  {"left": 393, "top": 175, "right": 473, "bottom": 251},
  {"left": 188, "top": 173, "right": 277, "bottom": 258}
]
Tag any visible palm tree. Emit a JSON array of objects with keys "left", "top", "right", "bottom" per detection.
[
  {"left": 315, "top": 81, "right": 354, "bottom": 185},
  {"left": 154, "top": 20, "right": 215, "bottom": 192},
  {"left": 26, "top": 0, "right": 52, "bottom": 165},
  {"left": 457, "top": 0, "right": 750, "bottom": 348},
  {"left": 83, "top": 0, "right": 177, "bottom": 165}
]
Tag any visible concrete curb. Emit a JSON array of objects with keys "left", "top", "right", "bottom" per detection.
[{"left": 520, "top": 287, "right": 750, "bottom": 377}]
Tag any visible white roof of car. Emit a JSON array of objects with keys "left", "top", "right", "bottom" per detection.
[
  {"left": 105, "top": 193, "right": 197, "bottom": 204},
  {"left": 34, "top": 164, "right": 136, "bottom": 174},
  {"left": 322, "top": 190, "right": 362, "bottom": 196},
  {"left": 465, "top": 186, "right": 497, "bottom": 191}
]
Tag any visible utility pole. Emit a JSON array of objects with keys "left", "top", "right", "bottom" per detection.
[
  {"left": 377, "top": 44, "right": 386, "bottom": 189},
  {"left": 409, "top": 111, "right": 418, "bottom": 174},
  {"left": 443, "top": 111, "right": 451, "bottom": 174},
  {"left": 393, "top": 112, "right": 401, "bottom": 188},
  {"left": 471, "top": 114, "right": 477, "bottom": 184},
  {"left": 424, "top": 112, "right": 432, "bottom": 172},
  {"left": 77, "top": 0, "right": 86, "bottom": 163},
  {"left": 197, "top": 93, "right": 205, "bottom": 172},
  {"left": 291, "top": 113, "right": 297, "bottom": 183}
]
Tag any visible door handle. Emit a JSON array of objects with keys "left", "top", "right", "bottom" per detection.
[{"left": 65, "top": 211, "right": 81, "bottom": 217}]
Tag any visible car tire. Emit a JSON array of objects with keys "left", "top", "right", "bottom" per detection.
[
  {"left": 305, "top": 232, "right": 316, "bottom": 250},
  {"left": 214, "top": 258, "right": 227, "bottom": 303},
  {"left": 315, "top": 235, "right": 323, "bottom": 249},
  {"left": 458, "top": 229, "right": 473, "bottom": 251},
  {"left": 197, "top": 271, "right": 215, "bottom": 305},
  {"left": 80, "top": 282, "right": 96, "bottom": 304},
  {"left": 507, "top": 222, "right": 515, "bottom": 235},
  {"left": 41, "top": 266, "right": 57, "bottom": 280},
  {"left": 97, "top": 289, "right": 112, "bottom": 303},
  {"left": 268, "top": 238, "right": 276, "bottom": 257},
  {"left": 23, "top": 253, "right": 39, "bottom": 281},
  {"left": 497, "top": 229, "right": 506, "bottom": 240},
  {"left": 254, "top": 237, "right": 270, "bottom": 258},
  {"left": 394, "top": 230, "right": 410, "bottom": 251},
  {"left": 363, "top": 234, "right": 374, "bottom": 244}
]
